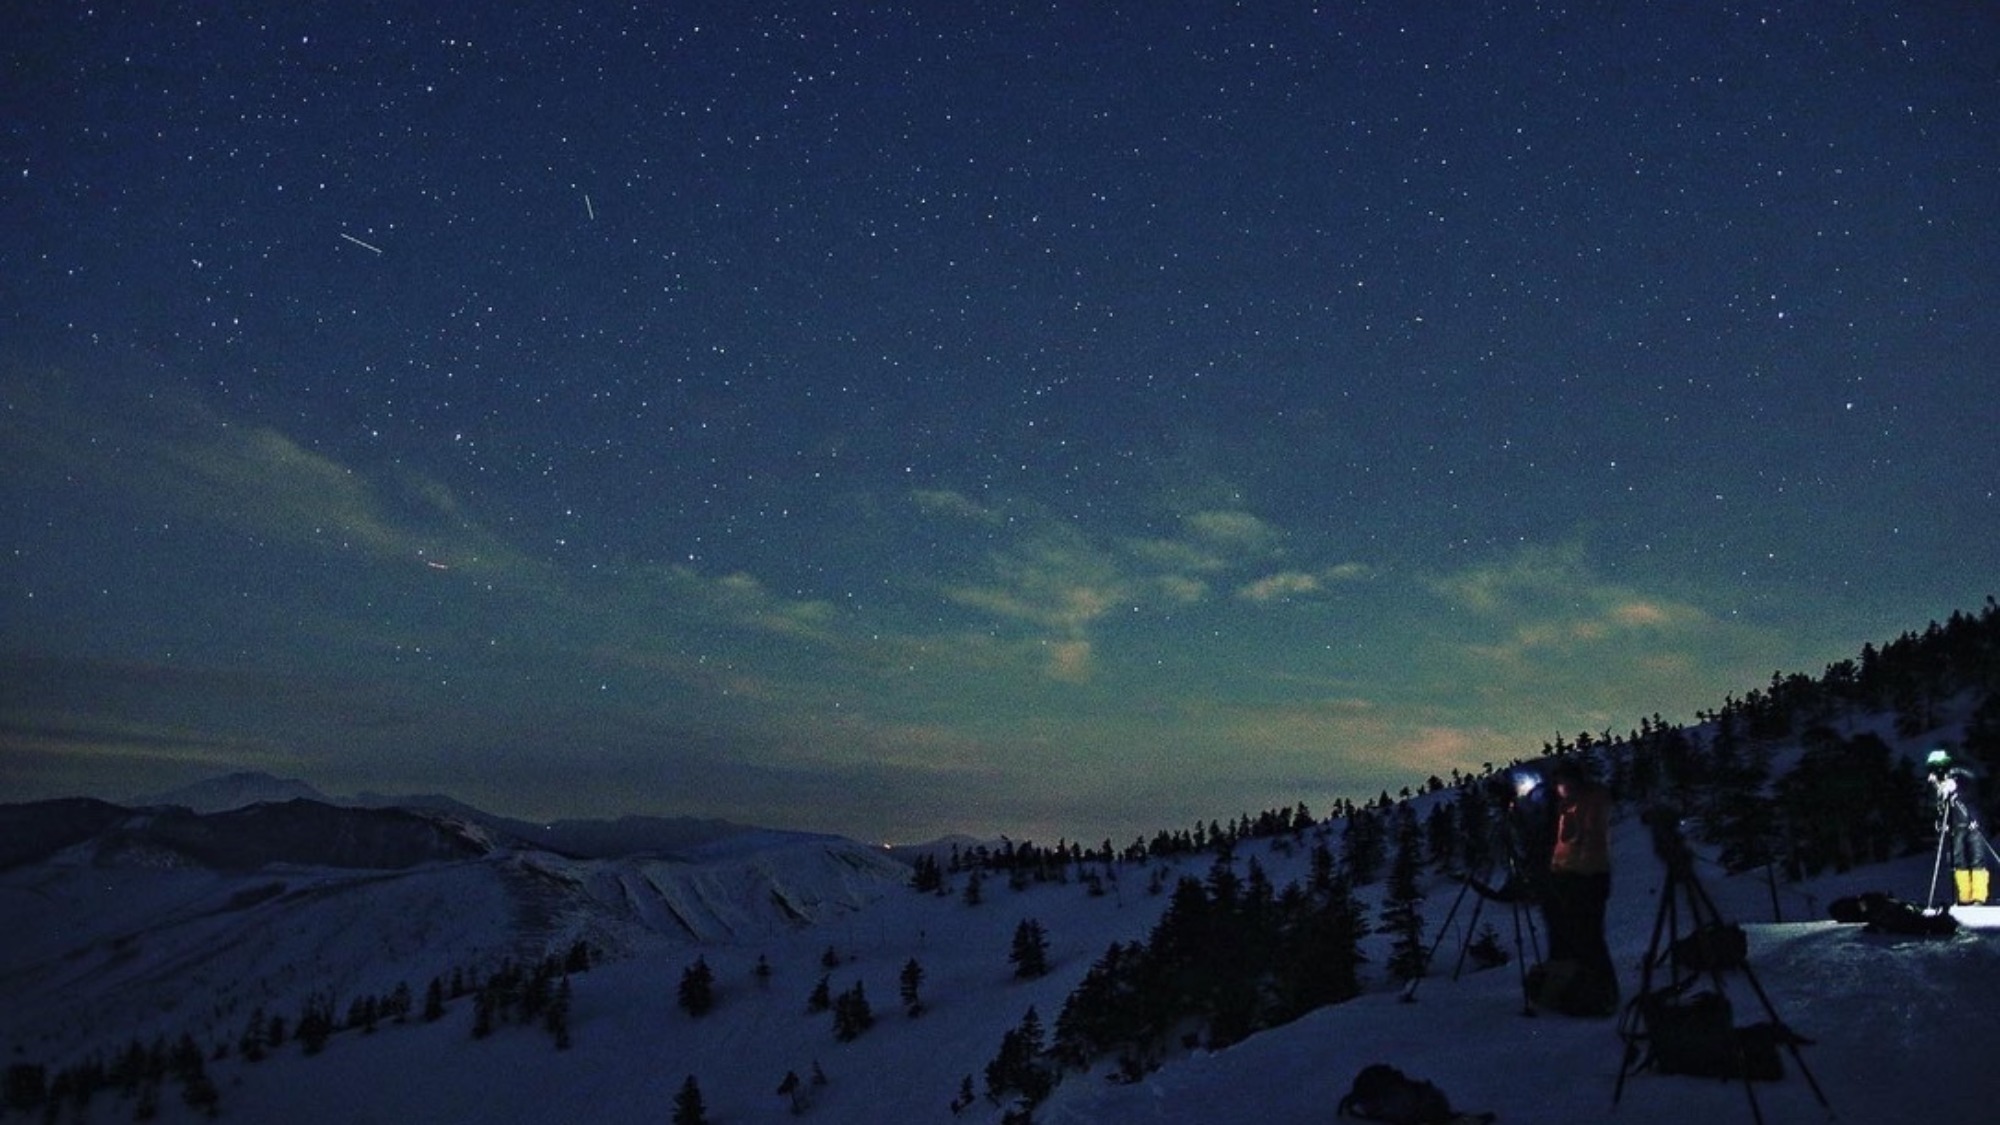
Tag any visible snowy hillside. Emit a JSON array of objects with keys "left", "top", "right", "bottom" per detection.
[{"left": 6, "top": 763, "right": 1999, "bottom": 1124}]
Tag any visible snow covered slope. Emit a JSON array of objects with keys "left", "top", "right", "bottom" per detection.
[{"left": 7, "top": 791, "right": 1997, "bottom": 1124}]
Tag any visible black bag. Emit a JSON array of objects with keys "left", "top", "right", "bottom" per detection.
[
  {"left": 1336, "top": 1063, "right": 1454, "bottom": 1125},
  {"left": 1829, "top": 892, "right": 1958, "bottom": 937},
  {"left": 1631, "top": 985, "right": 1782, "bottom": 1081}
]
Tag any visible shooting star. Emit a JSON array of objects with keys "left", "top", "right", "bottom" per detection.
[
  {"left": 584, "top": 193, "right": 595, "bottom": 221},
  {"left": 340, "top": 232, "right": 384, "bottom": 254}
]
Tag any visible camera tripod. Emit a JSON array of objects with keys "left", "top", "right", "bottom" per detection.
[
  {"left": 1925, "top": 779, "right": 2000, "bottom": 911},
  {"left": 1401, "top": 854, "right": 1544, "bottom": 1013},
  {"left": 1612, "top": 810, "right": 1830, "bottom": 1124}
]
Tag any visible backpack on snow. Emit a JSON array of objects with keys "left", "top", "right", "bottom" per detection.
[
  {"left": 1828, "top": 892, "right": 1959, "bottom": 937},
  {"left": 1623, "top": 980, "right": 1788, "bottom": 1082},
  {"left": 1336, "top": 1063, "right": 1493, "bottom": 1125}
]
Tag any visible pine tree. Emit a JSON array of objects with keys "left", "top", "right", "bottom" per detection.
[
  {"left": 1341, "top": 807, "right": 1387, "bottom": 884},
  {"left": 899, "top": 957, "right": 926, "bottom": 1017},
  {"left": 806, "top": 974, "right": 832, "bottom": 1014},
  {"left": 671, "top": 1074, "right": 707, "bottom": 1125},
  {"left": 1381, "top": 804, "right": 1428, "bottom": 985},
  {"left": 3, "top": 1064, "right": 46, "bottom": 1114},
  {"left": 471, "top": 990, "right": 494, "bottom": 1040},
  {"left": 547, "top": 976, "right": 573, "bottom": 1050},
  {"left": 1009, "top": 918, "right": 1050, "bottom": 980},
  {"left": 678, "top": 956, "right": 717, "bottom": 1017},
  {"left": 950, "top": 1074, "right": 976, "bottom": 1114},
  {"left": 832, "top": 981, "right": 875, "bottom": 1041},
  {"left": 982, "top": 1006, "right": 1053, "bottom": 1110}
]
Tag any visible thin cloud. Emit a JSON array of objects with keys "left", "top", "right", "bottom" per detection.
[{"left": 1236, "top": 564, "right": 1372, "bottom": 602}]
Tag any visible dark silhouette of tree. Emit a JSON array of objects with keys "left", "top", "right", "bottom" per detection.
[
  {"left": 1775, "top": 728, "right": 1927, "bottom": 876},
  {"left": 297, "top": 995, "right": 336, "bottom": 1054},
  {"left": 983, "top": 1006, "right": 1053, "bottom": 1111},
  {"left": 910, "top": 852, "right": 947, "bottom": 893},
  {"left": 471, "top": 989, "right": 495, "bottom": 1040},
  {"left": 679, "top": 956, "right": 717, "bottom": 1017},
  {"left": 1341, "top": 807, "right": 1386, "bottom": 884},
  {"left": 4, "top": 1064, "right": 46, "bottom": 1114},
  {"left": 672, "top": 1074, "right": 707, "bottom": 1125},
  {"left": 806, "top": 973, "right": 832, "bottom": 1014},
  {"left": 900, "top": 957, "right": 926, "bottom": 1016},
  {"left": 238, "top": 1006, "right": 268, "bottom": 1062},
  {"left": 950, "top": 1074, "right": 976, "bottom": 1114},
  {"left": 547, "top": 976, "right": 573, "bottom": 1050},
  {"left": 1009, "top": 918, "right": 1050, "bottom": 979},
  {"left": 832, "top": 981, "right": 875, "bottom": 1041},
  {"left": 1381, "top": 804, "right": 1428, "bottom": 985}
]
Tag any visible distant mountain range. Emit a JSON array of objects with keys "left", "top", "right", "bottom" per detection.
[
  {"left": 132, "top": 770, "right": 336, "bottom": 813},
  {"left": 0, "top": 796, "right": 486, "bottom": 872},
  {"left": 117, "top": 770, "right": 769, "bottom": 860}
]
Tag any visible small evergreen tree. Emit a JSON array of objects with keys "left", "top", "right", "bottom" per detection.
[
  {"left": 832, "top": 981, "right": 875, "bottom": 1041},
  {"left": 1009, "top": 918, "right": 1051, "bottom": 979},
  {"left": 1381, "top": 805, "right": 1429, "bottom": 985},
  {"left": 950, "top": 1074, "right": 976, "bottom": 1114},
  {"left": 900, "top": 957, "right": 926, "bottom": 1017},
  {"left": 672, "top": 1074, "right": 707, "bottom": 1125},
  {"left": 679, "top": 956, "right": 717, "bottom": 1017},
  {"left": 982, "top": 1006, "right": 1053, "bottom": 1111},
  {"left": 547, "top": 976, "right": 573, "bottom": 1050}
]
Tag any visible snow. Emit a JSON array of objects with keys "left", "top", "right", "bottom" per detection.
[{"left": 8, "top": 793, "right": 1998, "bottom": 1125}]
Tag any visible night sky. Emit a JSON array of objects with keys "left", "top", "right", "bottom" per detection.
[{"left": 4, "top": 2, "right": 1996, "bottom": 844}]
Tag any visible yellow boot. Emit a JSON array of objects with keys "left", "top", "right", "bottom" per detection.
[
  {"left": 1973, "top": 868, "right": 1991, "bottom": 906},
  {"left": 1955, "top": 869, "right": 1975, "bottom": 905}
]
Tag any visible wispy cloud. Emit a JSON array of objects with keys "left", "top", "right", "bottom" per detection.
[{"left": 1236, "top": 563, "right": 1374, "bottom": 602}]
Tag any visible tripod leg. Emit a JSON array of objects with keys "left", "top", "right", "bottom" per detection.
[
  {"left": 1613, "top": 866, "right": 1680, "bottom": 1109},
  {"left": 1680, "top": 860, "right": 1835, "bottom": 1116},
  {"left": 1449, "top": 893, "right": 1489, "bottom": 982},
  {"left": 1403, "top": 875, "right": 1475, "bottom": 1002},
  {"left": 1506, "top": 899, "right": 1535, "bottom": 1016}
]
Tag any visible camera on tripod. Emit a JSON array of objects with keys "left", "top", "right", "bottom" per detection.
[{"left": 1641, "top": 804, "right": 1694, "bottom": 871}]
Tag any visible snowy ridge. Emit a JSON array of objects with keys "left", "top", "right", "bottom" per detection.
[
  {"left": 512, "top": 838, "right": 908, "bottom": 946},
  {"left": 8, "top": 705, "right": 2000, "bottom": 1124},
  {"left": 9, "top": 799, "right": 1999, "bottom": 1124}
]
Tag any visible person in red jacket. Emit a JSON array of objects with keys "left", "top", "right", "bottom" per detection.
[{"left": 1540, "top": 759, "right": 1618, "bottom": 1014}]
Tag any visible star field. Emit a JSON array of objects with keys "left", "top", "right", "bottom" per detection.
[{"left": 3, "top": 2, "right": 1996, "bottom": 842}]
